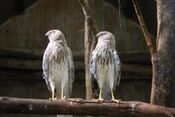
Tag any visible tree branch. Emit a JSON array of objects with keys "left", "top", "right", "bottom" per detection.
[
  {"left": 79, "top": 0, "right": 99, "bottom": 99},
  {"left": 0, "top": 97, "right": 175, "bottom": 117},
  {"left": 79, "top": 0, "right": 99, "bottom": 51},
  {"left": 131, "top": 0, "right": 156, "bottom": 56}
]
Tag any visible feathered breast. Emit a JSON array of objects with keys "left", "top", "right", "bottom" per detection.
[
  {"left": 94, "top": 41, "right": 113, "bottom": 64},
  {"left": 49, "top": 41, "right": 69, "bottom": 64},
  {"left": 96, "top": 49, "right": 113, "bottom": 66}
]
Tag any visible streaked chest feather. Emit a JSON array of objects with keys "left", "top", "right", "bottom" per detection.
[
  {"left": 97, "top": 49, "right": 113, "bottom": 65},
  {"left": 52, "top": 49, "right": 68, "bottom": 63}
]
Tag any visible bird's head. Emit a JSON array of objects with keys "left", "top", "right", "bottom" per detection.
[
  {"left": 96, "top": 31, "right": 116, "bottom": 47},
  {"left": 45, "top": 29, "right": 66, "bottom": 42}
]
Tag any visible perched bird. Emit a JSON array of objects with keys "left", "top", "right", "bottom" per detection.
[
  {"left": 42, "top": 29, "right": 74, "bottom": 100},
  {"left": 90, "top": 31, "right": 121, "bottom": 102}
]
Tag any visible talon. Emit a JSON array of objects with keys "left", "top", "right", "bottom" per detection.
[
  {"left": 61, "top": 96, "right": 66, "bottom": 99},
  {"left": 92, "top": 99, "right": 98, "bottom": 102},
  {"left": 95, "top": 98, "right": 104, "bottom": 103},
  {"left": 49, "top": 97, "right": 57, "bottom": 100},
  {"left": 111, "top": 99, "right": 121, "bottom": 103}
]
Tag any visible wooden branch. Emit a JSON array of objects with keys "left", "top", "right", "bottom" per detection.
[
  {"left": 84, "top": 19, "right": 93, "bottom": 99},
  {"left": 80, "top": 0, "right": 93, "bottom": 99},
  {"left": 0, "top": 97, "right": 175, "bottom": 117},
  {"left": 79, "top": 0, "right": 99, "bottom": 51},
  {"left": 79, "top": 0, "right": 98, "bottom": 35},
  {"left": 131, "top": 0, "right": 156, "bottom": 56},
  {"left": 79, "top": 0, "right": 99, "bottom": 99}
]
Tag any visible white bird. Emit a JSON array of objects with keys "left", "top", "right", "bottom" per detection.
[
  {"left": 42, "top": 29, "right": 74, "bottom": 100},
  {"left": 90, "top": 31, "right": 121, "bottom": 102}
]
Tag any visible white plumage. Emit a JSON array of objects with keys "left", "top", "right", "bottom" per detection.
[
  {"left": 42, "top": 29, "right": 74, "bottom": 100},
  {"left": 90, "top": 31, "right": 121, "bottom": 101}
]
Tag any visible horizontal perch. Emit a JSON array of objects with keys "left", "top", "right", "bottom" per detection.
[{"left": 0, "top": 97, "right": 175, "bottom": 117}]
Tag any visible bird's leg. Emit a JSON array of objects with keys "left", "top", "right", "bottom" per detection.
[
  {"left": 52, "top": 91, "right": 55, "bottom": 100},
  {"left": 111, "top": 89, "right": 115, "bottom": 100},
  {"left": 49, "top": 91, "right": 57, "bottom": 100},
  {"left": 94, "top": 88, "right": 103, "bottom": 103},
  {"left": 49, "top": 86, "right": 57, "bottom": 100},
  {"left": 61, "top": 86, "right": 66, "bottom": 99},
  {"left": 99, "top": 89, "right": 103, "bottom": 100},
  {"left": 48, "top": 81, "right": 57, "bottom": 100},
  {"left": 111, "top": 88, "right": 120, "bottom": 103}
]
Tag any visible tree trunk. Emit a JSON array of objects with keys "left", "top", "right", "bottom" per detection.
[{"left": 150, "top": 0, "right": 175, "bottom": 106}]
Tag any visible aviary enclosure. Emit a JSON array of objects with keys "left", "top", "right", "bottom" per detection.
[{"left": 0, "top": 0, "right": 174, "bottom": 117}]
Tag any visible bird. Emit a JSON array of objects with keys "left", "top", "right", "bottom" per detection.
[
  {"left": 42, "top": 29, "right": 74, "bottom": 100},
  {"left": 90, "top": 31, "right": 121, "bottom": 102}
]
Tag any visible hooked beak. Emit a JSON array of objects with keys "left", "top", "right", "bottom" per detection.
[
  {"left": 95, "top": 32, "right": 100, "bottom": 39},
  {"left": 45, "top": 33, "right": 48, "bottom": 37},
  {"left": 45, "top": 31, "right": 50, "bottom": 37}
]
